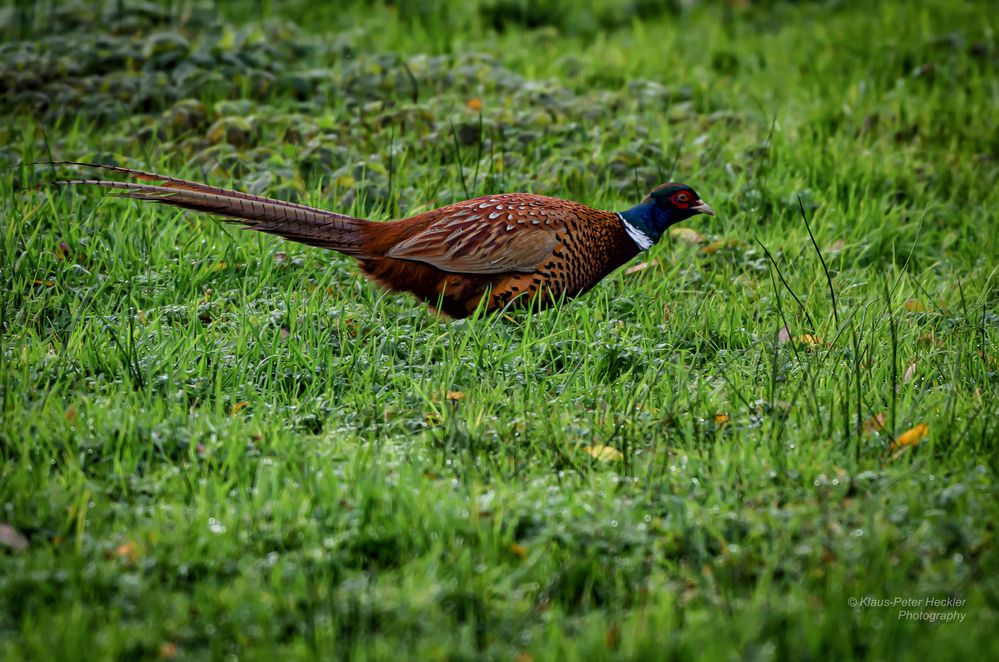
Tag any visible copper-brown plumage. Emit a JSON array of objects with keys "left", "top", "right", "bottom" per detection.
[{"left": 54, "top": 163, "right": 714, "bottom": 317}]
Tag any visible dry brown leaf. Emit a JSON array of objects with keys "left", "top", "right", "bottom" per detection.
[
  {"left": 625, "top": 260, "right": 658, "bottom": 274},
  {"left": 903, "top": 299, "right": 927, "bottom": 313},
  {"left": 918, "top": 333, "right": 942, "bottom": 347},
  {"left": 509, "top": 543, "right": 527, "bottom": 558},
  {"left": 891, "top": 423, "right": 928, "bottom": 451},
  {"left": 862, "top": 413, "right": 886, "bottom": 435},
  {"left": 32, "top": 279, "right": 55, "bottom": 288},
  {"left": 467, "top": 98, "right": 482, "bottom": 112},
  {"left": 902, "top": 362, "right": 918, "bottom": 384},
  {"left": 158, "top": 642, "right": 178, "bottom": 659},
  {"left": 583, "top": 445, "right": 624, "bottom": 462},
  {"left": 604, "top": 622, "right": 621, "bottom": 649},
  {"left": 826, "top": 239, "right": 846, "bottom": 254},
  {"left": 115, "top": 541, "right": 140, "bottom": 563},
  {"left": 445, "top": 391, "right": 465, "bottom": 401},
  {"left": 713, "top": 413, "right": 731, "bottom": 428},
  {"left": 669, "top": 227, "right": 706, "bottom": 244},
  {"left": 230, "top": 401, "right": 248, "bottom": 416},
  {"left": 65, "top": 407, "right": 77, "bottom": 422},
  {"left": 0, "top": 523, "right": 29, "bottom": 553}
]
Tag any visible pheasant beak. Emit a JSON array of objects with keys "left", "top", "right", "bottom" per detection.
[{"left": 691, "top": 200, "right": 715, "bottom": 217}]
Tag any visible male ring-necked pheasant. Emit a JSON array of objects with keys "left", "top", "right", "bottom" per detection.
[{"left": 56, "top": 163, "right": 714, "bottom": 317}]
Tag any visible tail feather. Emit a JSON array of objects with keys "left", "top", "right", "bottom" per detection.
[{"left": 52, "top": 162, "right": 371, "bottom": 256}]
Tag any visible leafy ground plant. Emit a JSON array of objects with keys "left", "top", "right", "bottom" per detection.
[{"left": 1, "top": 0, "right": 997, "bottom": 659}]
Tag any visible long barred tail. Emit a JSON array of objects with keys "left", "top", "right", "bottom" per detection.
[{"left": 51, "top": 162, "right": 372, "bottom": 256}]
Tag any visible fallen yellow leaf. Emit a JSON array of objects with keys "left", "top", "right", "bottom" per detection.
[
  {"left": 583, "top": 445, "right": 624, "bottom": 461},
  {"left": 467, "top": 98, "right": 482, "bottom": 111},
  {"left": 891, "top": 423, "right": 928, "bottom": 451},
  {"left": 795, "top": 334, "right": 828, "bottom": 349},
  {"left": 713, "top": 413, "right": 731, "bottom": 427},
  {"left": 509, "top": 543, "right": 527, "bottom": 558},
  {"left": 446, "top": 391, "right": 465, "bottom": 401},
  {"left": 230, "top": 401, "right": 248, "bottom": 416},
  {"left": 700, "top": 241, "right": 722, "bottom": 255}
]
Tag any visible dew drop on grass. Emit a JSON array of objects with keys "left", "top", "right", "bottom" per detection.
[
  {"left": 208, "top": 518, "right": 226, "bottom": 534},
  {"left": 851, "top": 529, "right": 864, "bottom": 538}
]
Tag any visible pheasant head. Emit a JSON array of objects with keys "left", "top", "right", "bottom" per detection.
[{"left": 618, "top": 183, "right": 714, "bottom": 249}]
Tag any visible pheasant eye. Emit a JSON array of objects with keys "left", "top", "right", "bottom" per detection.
[{"left": 673, "top": 192, "right": 690, "bottom": 206}]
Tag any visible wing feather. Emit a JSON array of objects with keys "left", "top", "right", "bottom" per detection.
[{"left": 387, "top": 196, "right": 565, "bottom": 274}]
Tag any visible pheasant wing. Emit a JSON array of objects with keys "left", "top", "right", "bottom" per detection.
[{"left": 387, "top": 197, "right": 564, "bottom": 274}]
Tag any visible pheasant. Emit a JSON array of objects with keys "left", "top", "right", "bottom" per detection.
[{"left": 55, "top": 163, "right": 714, "bottom": 317}]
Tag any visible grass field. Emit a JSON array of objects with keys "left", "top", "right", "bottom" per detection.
[{"left": 1, "top": 0, "right": 997, "bottom": 659}]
